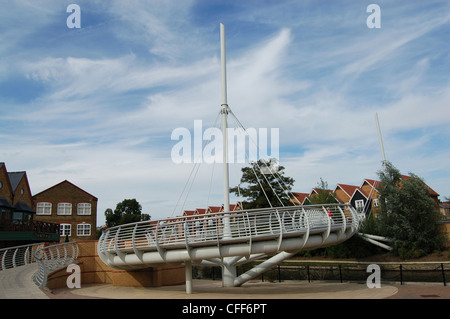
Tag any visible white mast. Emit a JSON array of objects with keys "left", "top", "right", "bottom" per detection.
[
  {"left": 220, "top": 23, "right": 231, "bottom": 238},
  {"left": 375, "top": 112, "right": 387, "bottom": 171}
]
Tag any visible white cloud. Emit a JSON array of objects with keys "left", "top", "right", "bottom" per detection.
[{"left": 1, "top": 1, "right": 449, "bottom": 228}]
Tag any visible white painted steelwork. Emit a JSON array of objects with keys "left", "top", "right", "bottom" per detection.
[
  {"left": 98, "top": 204, "right": 362, "bottom": 279},
  {"left": 97, "top": 24, "right": 365, "bottom": 292},
  {"left": 0, "top": 242, "right": 44, "bottom": 271},
  {"left": 32, "top": 242, "right": 79, "bottom": 288}
]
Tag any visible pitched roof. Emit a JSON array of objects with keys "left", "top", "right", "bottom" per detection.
[
  {"left": 195, "top": 208, "right": 206, "bottom": 215},
  {"left": 32, "top": 180, "right": 98, "bottom": 200},
  {"left": 14, "top": 201, "right": 35, "bottom": 213},
  {"left": 7, "top": 172, "right": 26, "bottom": 192},
  {"left": 291, "top": 192, "right": 309, "bottom": 204},
  {"left": 207, "top": 206, "right": 221, "bottom": 213},
  {"left": 400, "top": 175, "right": 439, "bottom": 197},
  {"left": 334, "top": 184, "right": 359, "bottom": 198},
  {"left": 0, "top": 196, "right": 14, "bottom": 209},
  {"left": 183, "top": 210, "right": 195, "bottom": 216}
]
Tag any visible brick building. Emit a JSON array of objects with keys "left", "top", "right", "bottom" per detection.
[
  {"left": 0, "top": 163, "right": 59, "bottom": 247},
  {"left": 32, "top": 180, "right": 98, "bottom": 241}
]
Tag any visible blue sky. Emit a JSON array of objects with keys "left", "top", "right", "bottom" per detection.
[{"left": 1, "top": 0, "right": 449, "bottom": 226}]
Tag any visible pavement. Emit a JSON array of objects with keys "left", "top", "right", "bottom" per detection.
[
  {"left": 1, "top": 263, "right": 449, "bottom": 300},
  {"left": 49, "top": 280, "right": 399, "bottom": 299},
  {"left": 0, "top": 263, "right": 49, "bottom": 299}
]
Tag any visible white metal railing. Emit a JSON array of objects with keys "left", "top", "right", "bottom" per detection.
[
  {"left": 32, "top": 242, "right": 79, "bottom": 289},
  {"left": 0, "top": 242, "right": 45, "bottom": 271},
  {"left": 99, "top": 204, "right": 360, "bottom": 258}
]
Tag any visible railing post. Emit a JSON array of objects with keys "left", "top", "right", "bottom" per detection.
[
  {"left": 307, "top": 265, "right": 311, "bottom": 283},
  {"left": 1, "top": 250, "right": 6, "bottom": 270},
  {"left": 400, "top": 264, "right": 403, "bottom": 285},
  {"left": 12, "top": 247, "right": 18, "bottom": 268},
  {"left": 277, "top": 265, "right": 281, "bottom": 282},
  {"left": 441, "top": 263, "right": 446, "bottom": 286}
]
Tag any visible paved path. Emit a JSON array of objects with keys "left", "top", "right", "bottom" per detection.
[
  {"left": 0, "top": 263, "right": 49, "bottom": 299},
  {"left": 50, "top": 280, "right": 398, "bottom": 299},
  {"left": 1, "top": 264, "right": 449, "bottom": 299}
]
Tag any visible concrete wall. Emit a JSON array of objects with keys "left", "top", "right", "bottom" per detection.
[{"left": 46, "top": 240, "right": 185, "bottom": 290}]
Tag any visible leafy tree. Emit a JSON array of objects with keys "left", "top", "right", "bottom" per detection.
[
  {"left": 306, "top": 178, "right": 378, "bottom": 258},
  {"left": 308, "top": 178, "right": 338, "bottom": 204},
  {"left": 230, "top": 159, "right": 295, "bottom": 209},
  {"left": 376, "top": 162, "right": 445, "bottom": 258},
  {"left": 105, "top": 199, "right": 150, "bottom": 227}
]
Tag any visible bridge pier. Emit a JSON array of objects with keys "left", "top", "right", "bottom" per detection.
[
  {"left": 222, "top": 261, "right": 237, "bottom": 287},
  {"left": 185, "top": 261, "right": 192, "bottom": 294}
]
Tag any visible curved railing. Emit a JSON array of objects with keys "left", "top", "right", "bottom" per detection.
[
  {"left": 99, "top": 204, "right": 362, "bottom": 269},
  {"left": 0, "top": 243, "right": 45, "bottom": 271},
  {"left": 32, "top": 242, "right": 79, "bottom": 289}
]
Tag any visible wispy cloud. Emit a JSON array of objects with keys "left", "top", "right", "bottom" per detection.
[{"left": 1, "top": 1, "right": 449, "bottom": 225}]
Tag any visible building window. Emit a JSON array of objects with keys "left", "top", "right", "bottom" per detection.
[
  {"left": 60, "top": 223, "right": 71, "bottom": 236},
  {"left": 77, "top": 223, "right": 91, "bottom": 236},
  {"left": 355, "top": 199, "right": 364, "bottom": 212},
  {"left": 77, "top": 203, "right": 91, "bottom": 215},
  {"left": 57, "top": 203, "right": 72, "bottom": 215},
  {"left": 36, "top": 202, "right": 52, "bottom": 215},
  {"left": 373, "top": 198, "right": 380, "bottom": 207}
]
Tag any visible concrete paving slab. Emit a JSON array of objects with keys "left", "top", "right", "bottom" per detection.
[
  {"left": 0, "top": 264, "right": 49, "bottom": 299},
  {"left": 55, "top": 279, "right": 398, "bottom": 299}
]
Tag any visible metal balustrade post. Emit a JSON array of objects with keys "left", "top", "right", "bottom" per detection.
[
  {"left": 441, "top": 263, "right": 446, "bottom": 286},
  {"left": 400, "top": 264, "right": 403, "bottom": 285},
  {"left": 12, "top": 247, "right": 18, "bottom": 268}
]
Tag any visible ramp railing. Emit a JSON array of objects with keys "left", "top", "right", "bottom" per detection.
[
  {"left": 0, "top": 243, "right": 45, "bottom": 271},
  {"left": 32, "top": 242, "right": 79, "bottom": 289}
]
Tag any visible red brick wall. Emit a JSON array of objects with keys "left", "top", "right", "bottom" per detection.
[{"left": 33, "top": 181, "right": 97, "bottom": 241}]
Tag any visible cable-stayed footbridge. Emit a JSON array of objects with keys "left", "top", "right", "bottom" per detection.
[
  {"left": 98, "top": 24, "right": 365, "bottom": 293},
  {"left": 98, "top": 204, "right": 362, "bottom": 292}
]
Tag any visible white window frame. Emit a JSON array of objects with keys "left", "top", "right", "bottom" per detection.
[
  {"left": 77, "top": 223, "right": 91, "bottom": 236},
  {"left": 355, "top": 199, "right": 365, "bottom": 211},
  {"left": 373, "top": 198, "right": 380, "bottom": 207},
  {"left": 77, "top": 203, "right": 91, "bottom": 215},
  {"left": 57, "top": 203, "right": 72, "bottom": 215},
  {"left": 60, "top": 223, "right": 71, "bottom": 236},
  {"left": 36, "top": 202, "right": 52, "bottom": 215}
]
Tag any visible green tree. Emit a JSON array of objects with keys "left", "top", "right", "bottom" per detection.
[
  {"left": 230, "top": 159, "right": 295, "bottom": 209},
  {"left": 105, "top": 199, "right": 150, "bottom": 227},
  {"left": 308, "top": 178, "right": 338, "bottom": 204},
  {"left": 376, "top": 162, "right": 445, "bottom": 258},
  {"left": 305, "top": 178, "right": 378, "bottom": 258}
]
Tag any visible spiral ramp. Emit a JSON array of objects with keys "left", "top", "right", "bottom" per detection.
[{"left": 98, "top": 204, "right": 363, "bottom": 292}]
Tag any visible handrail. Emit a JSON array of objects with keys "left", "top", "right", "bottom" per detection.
[
  {"left": 0, "top": 242, "right": 46, "bottom": 271},
  {"left": 99, "top": 204, "right": 361, "bottom": 259},
  {"left": 32, "top": 242, "right": 79, "bottom": 289}
]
